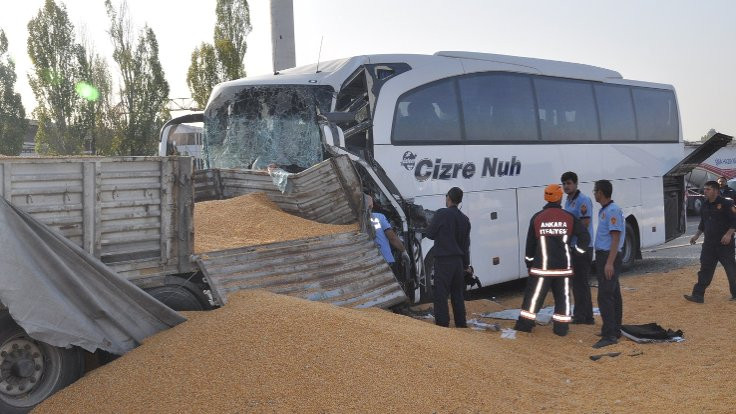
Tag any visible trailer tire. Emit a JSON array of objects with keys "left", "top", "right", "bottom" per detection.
[
  {"left": 0, "top": 312, "right": 84, "bottom": 413},
  {"left": 147, "top": 285, "right": 204, "bottom": 311}
]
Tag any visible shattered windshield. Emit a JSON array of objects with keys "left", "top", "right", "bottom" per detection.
[{"left": 203, "top": 85, "right": 334, "bottom": 170}]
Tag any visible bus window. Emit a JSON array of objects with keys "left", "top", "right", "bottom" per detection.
[
  {"left": 632, "top": 88, "right": 679, "bottom": 142},
  {"left": 458, "top": 73, "right": 538, "bottom": 142},
  {"left": 392, "top": 79, "right": 462, "bottom": 143},
  {"left": 594, "top": 84, "right": 637, "bottom": 141},
  {"left": 534, "top": 77, "right": 599, "bottom": 141}
]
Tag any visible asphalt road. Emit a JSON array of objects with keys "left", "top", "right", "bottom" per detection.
[{"left": 631, "top": 215, "right": 701, "bottom": 276}]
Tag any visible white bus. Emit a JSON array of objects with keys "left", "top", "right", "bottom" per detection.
[{"left": 161, "top": 51, "right": 728, "bottom": 302}]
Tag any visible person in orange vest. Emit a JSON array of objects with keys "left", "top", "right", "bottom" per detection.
[{"left": 514, "top": 184, "right": 590, "bottom": 336}]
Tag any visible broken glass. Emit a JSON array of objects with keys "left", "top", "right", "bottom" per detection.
[{"left": 203, "top": 85, "right": 334, "bottom": 170}]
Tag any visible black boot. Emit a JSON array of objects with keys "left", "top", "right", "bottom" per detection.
[
  {"left": 553, "top": 322, "right": 569, "bottom": 337},
  {"left": 514, "top": 318, "right": 534, "bottom": 333}
]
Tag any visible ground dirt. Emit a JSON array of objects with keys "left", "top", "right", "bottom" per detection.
[{"left": 34, "top": 264, "right": 736, "bottom": 413}]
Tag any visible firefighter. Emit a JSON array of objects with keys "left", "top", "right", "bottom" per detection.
[
  {"left": 514, "top": 184, "right": 590, "bottom": 336},
  {"left": 685, "top": 180, "right": 736, "bottom": 303}
]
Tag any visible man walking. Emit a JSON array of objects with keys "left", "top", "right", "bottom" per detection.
[
  {"left": 514, "top": 184, "right": 590, "bottom": 336},
  {"left": 561, "top": 171, "right": 595, "bottom": 325},
  {"left": 592, "top": 180, "right": 625, "bottom": 349},
  {"left": 685, "top": 180, "right": 736, "bottom": 303},
  {"left": 425, "top": 187, "right": 471, "bottom": 328}
]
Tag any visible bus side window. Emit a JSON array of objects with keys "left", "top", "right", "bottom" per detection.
[{"left": 392, "top": 78, "right": 461, "bottom": 143}]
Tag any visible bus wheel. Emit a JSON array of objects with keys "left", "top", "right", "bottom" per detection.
[
  {"left": 147, "top": 285, "right": 205, "bottom": 311},
  {"left": 0, "top": 312, "right": 84, "bottom": 413},
  {"left": 420, "top": 253, "right": 435, "bottom": 304},
  {"left": 621, "top": 222, "right": 637, "bottom": 270}
]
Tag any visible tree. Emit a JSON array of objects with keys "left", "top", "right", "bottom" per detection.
[
  {"left": 79, "top": 41, "right": 116, "bottom": 155},
  {"left": 27, "top": 0, "right": 89, "bottom": 155},
  {"left": 105, "top": 0, "right": 170, "bottom": 155},
  {"left": 187, "top": 42, "right": 218, "bottom": 111},
  {"left": 187, "top": 0, "right": 252, "bottom": 108},
  {"left": 0, "top": 29, "right": 28, "bottom": 155}
]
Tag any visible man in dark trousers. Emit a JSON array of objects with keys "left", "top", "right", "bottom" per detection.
[
  {"left": 514, "top": 184, "right": 590, "bottom": 336},
  {"left": 561, "top": 171, "right": 595, "bottom": 325},
  {"left": 592, "top": 180, "right": 625, "bottom": 349},
  {"left": 685, "top": 180, "right": 736, "bottom": 303},
  {"left": 425, "top": 187, "right": 471, "bottom": 328}
]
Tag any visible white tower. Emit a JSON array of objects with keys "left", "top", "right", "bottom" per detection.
[{"left": 270, "top": 0, "right": 296, "bottom": 72}]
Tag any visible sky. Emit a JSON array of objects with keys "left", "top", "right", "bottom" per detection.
[{"left": 0, "top": 0, "right": 734, "bottom": 142}]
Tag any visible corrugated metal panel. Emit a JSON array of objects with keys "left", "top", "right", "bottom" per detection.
[
  {"left": 193, "top": 155, "right": 361, "bottom": 225},
  {"left": 196, "top": 231, "right": 407, "bottom": 309}
]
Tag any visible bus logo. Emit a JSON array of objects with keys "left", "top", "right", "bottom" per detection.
[
  {"left": 401, "top": 151, "right": 417, "bottom": 170},
  {"left": 413, "top": 156, "right": 521, "bottom": 181}
]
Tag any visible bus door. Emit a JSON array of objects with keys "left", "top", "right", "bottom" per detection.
[
  {"left": 664, "top": 132, "right": 732, "bottom": 241},
  {"left": 462, "top": 188, "right": 520, "bottom": 285}
]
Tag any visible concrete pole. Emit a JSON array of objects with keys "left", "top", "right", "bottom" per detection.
[{"left": 270, "top": 0, "right": 296, "bottom": 72}]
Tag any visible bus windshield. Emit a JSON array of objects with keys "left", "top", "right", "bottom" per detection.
[{"left": 203, "top": 85, "right": 333, "bottom": 171}]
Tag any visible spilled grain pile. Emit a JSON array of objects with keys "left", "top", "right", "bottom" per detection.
[
  {"left": 194, "top": 192, "right": 357, "bottom": 253},
  {"left": 35, "top": 266, "right": 736, "bottom": 413}
]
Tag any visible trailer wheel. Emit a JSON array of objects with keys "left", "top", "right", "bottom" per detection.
[
  {"left": 147, "top": 285, "right": 204, "bottom": 311},
  {"left": 0, "top": 312, "right": 84, "bottom": 413}
]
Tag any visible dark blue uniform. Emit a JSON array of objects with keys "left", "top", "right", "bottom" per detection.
[
  {"left": 425, "top": 205, "right": 471, "bottom": 327},
  {"left": 564, "top": 190, "right": 595, "bottom": 324},
  {"left": 691, "top": 196, "right": 736, "bottom": 300}
]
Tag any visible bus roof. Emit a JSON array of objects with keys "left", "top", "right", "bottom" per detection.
[{"left": 209, "top": 51, "right": 673, "bottom": 104}]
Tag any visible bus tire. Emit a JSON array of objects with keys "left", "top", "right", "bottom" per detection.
[
  {"left": 0, "top": 312, "right": 84, "bottom": 413},
  {"left": 621, "top": 221, "right": 637, "bottom": 270},
  {"left": 420, "top": 252, "right": 435, "bottom": 304},
  {"left": 147, "top": 285, "right": 205, "bottom": 311}
]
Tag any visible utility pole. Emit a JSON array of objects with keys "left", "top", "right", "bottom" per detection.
[{"left": 270, "top": 0, "right": 296, "bottom": 72}]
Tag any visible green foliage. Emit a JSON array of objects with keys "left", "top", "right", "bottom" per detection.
[
  {"left": 105, "top": 0, "right": 170, "bottom": 155},
  {"left": 187, "top": 43, "right": 218, "bottom": 110},
  {"left": 214, "top": 0, "right": 251, "bottom": 80},
  {"left": 187, "top": 0, "right": 251, "bottom": 108},
  {"left": 0, "top": 29, "right": 28, "bottom": 155},
  {"left": 27, "top": 0, "right": 90, "bottom": 155}
]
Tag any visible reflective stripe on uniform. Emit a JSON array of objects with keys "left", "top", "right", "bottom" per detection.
[
  {"left": 553, "top": 314, "right": 572, "bottom": 322},
  {"left": 540, "top": 236, "right": 548, "bottom": 269},
  {"left": 525, "top": 256, "right": 534, "bottom": 262},
  {"left": 530, "top": 268, "right": 573, "bottom": 276},
  {"left": 564, "top": 277, "right": 571, "bottom": 316},
  {"left": 520, "top": 310, "right": 536, "bottom": 320},
  {"left": 527, "top": 277, "right": 545, "bottom": 316},
  {"left": 574, "top": 244, "right": 586, "bottom": 254}
]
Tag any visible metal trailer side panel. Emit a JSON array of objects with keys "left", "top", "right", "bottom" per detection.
[
  {"left": 193, "top": 155, "right": 362, "bottom": 225},
  {"left": 196, "top": 231, "right": 407, "bottom": 309},
  {"left": 0, "top": 157, "right": 193, "bottom": 284}
]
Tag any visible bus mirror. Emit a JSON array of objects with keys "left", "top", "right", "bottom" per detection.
[
  {"left": 321, "top": 124, "right": 345, "bottom": 148},
  {"left": 322, "top": 111, "right": 357, "bottom": 124}
]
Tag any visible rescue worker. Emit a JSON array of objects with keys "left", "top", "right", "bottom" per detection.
[
  {"left": 514, "top": 184, "right": 590, "bottom": 336},
  {"left": 716, "top": 176, "right": 736, "bottom": 200},
  {"left": 424, "top": 187, "right": 471, "bottom": 328},
  {"left": 685, "top": 180, "right": 736, "bottom": 303},
  {"left": 561, "top": 171, "right": 595, "bottom": 325},
  {"left": 365, "top": 194, "right": 411, "bottom": 273},
  {"left": 592, "top": 180, "right": 625, "bottom": 349}
]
